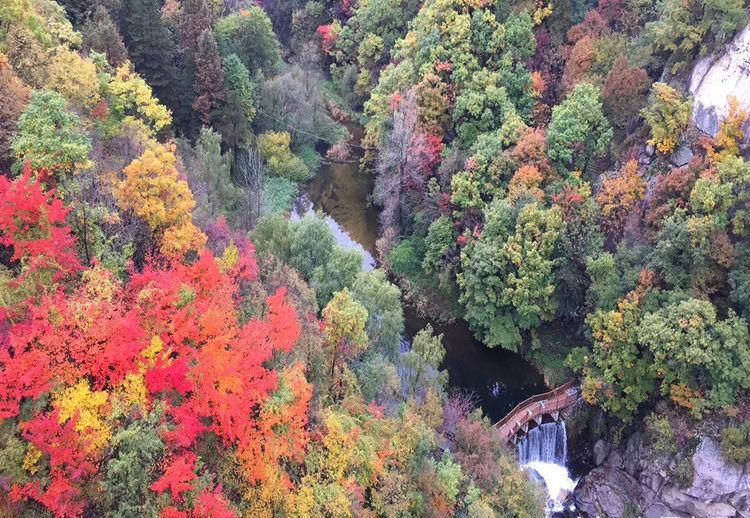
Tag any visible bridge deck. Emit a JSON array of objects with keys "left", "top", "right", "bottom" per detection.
[{"left": 495, "top": 379, "right": 580, "bottom": 441}]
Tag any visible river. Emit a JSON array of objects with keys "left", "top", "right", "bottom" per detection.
[{"left": 292, "top": 151, "right": 547, "bottom": 421}]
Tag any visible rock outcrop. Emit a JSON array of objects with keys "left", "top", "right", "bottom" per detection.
[
  {"left": 572, "top": 434, "right": 750, "bottom": 517},
  {"left": 689, "top": 22, "right": 750, "bottom": 148}
]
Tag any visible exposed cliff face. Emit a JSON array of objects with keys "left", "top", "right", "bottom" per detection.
[
  {"left": 689, "top": 22, "right": 750, "bottom": 148},
  {"left": 572, "top": 434, "right": 750, "bottom": 518}
]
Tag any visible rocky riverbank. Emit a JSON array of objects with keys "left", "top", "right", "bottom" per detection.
[{"left": 572, "top": 432, "right": 750, "bottom": 517}]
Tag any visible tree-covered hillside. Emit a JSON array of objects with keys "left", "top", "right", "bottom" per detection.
[{"left": 2, "top": 0, "right": 750, "bottom": 515}]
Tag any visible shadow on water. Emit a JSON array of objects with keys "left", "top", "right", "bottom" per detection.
[
  {"left": 403, "top": 309, "right": 545, "bottom": 421},
  {"left": 295, "top": 127, "right": 546, "bottom": 421}
]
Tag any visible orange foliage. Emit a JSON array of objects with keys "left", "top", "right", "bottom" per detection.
[
  {"left": 705, "top": 97, "right": 749, "bottom": 162},
  {"left": 596, "top": 160, "right": 646, "bottom": 239},
  {"left": 509, "top": 165, "right": 545, "bottom": 202}
]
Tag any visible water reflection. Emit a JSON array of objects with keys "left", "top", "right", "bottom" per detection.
[
  {"left": 292, "top": 192, "right": 376, "bottom": 271},
  {"left": 403, "top": 310, "right": 545, "bottom": 421}
]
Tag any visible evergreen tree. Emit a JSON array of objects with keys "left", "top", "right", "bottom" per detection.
[
  {"left": 82, "top": 5, "right": 129, "bottom": 68},
  {"left": 123, "top": 0, "right": 180, "bottom": 122}
]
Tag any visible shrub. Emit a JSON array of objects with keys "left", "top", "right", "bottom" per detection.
[
  {"left": 645, "top": 413, "right": 678, "bottom": 457},
  {"left": 721, "top": 423, "right": 750, "bottom": 464},
  {"left": 257, "top": 131, "right": 311, "bottom": 181}
]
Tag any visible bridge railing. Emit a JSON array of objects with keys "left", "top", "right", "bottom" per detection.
[{"left": 494, "top": 379, "right": 579, "bottom": 433}]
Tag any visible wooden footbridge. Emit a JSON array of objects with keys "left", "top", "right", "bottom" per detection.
[{"left": 495, "top": 379, "right": 581, "bottom": 443}]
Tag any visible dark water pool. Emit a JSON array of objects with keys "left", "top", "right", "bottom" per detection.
[{"left": 294, "top": 141, "right": 546, "bottom": 421}]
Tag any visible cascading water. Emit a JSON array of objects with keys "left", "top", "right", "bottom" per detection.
[{"left": 517, "top": 421, "right": 577, "bottom": 515}]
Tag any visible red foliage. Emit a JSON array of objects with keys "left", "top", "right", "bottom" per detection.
[
  {"left": 567, "top": 10, "right": 607, "bottom": 43},
  {"left": 90, "top": 99, "right": 109, "bottom": 121},
  {"left": 193, "top": 487, "right": 236, "bottom": 518},
  {"left": 150, "top": 453, "right": 198, "bottom": 502},
  {"left": 602, "top": 57, "right": 650, "bottom": 129},
  {"left": 552, "top": 185, "right": 585, "bottom": 221},
  {"left": 317, "top": 24, "right": 337, "bottom": 53},
  {"left": 11, "top": 410, "right": 98, "bottom": 518},
  {"left": 509, "top": 127, "right": 554, "bottom": 177},
  {"left": 597, "top": 0, "right": 627, "bottom": 26},
  {"left": 0, "top": 162, "right": 81, "bottom": 286},
  {"left": 645, "top": 162, "right": 701, "bottom": 235},
  {"left": 0, "top": 347, "right": 52, "bottom": 419},
  {"left": 0, "top": 174, "right": 310, "bottom": 516}
]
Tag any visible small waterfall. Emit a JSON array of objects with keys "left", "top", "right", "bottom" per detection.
[
  {"left": 517, "top": 420, "right": 568, "bottom": 465},
  {"left": 517, "top": 421, "right": 576, "bottom": 515}
]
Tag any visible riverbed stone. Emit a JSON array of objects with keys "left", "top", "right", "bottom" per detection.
[
  {"left": 643, "top": 502, "right": 688, "bottom": 518},
  {"left": 574, "top": 466, "right": 641, "bottom": 518},
  {"left": 593, "top": 439, "right": 610, "bottom": 466},
  {"left": 574, "top": 435, "right": 750, "bottom": 518},
  {"left": 661, "top": 485, "right": 737, "bottom": 518}
]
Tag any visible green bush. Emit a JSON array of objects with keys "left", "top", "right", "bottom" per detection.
[
  {"left": 645, "top": 413, "right": 678, "bottom": 457},
  {"left": 721, "top": 423, "right": 750, "bottom": 464},
  {"left": 672, "top": 456, "right": 695, "bottom": 488}
]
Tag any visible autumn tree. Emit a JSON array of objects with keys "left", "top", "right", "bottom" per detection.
[
  {"left": 5, "top": 24, "right": 49, "bottom": 88},
  {"left": 569, "top": 275, "right": 657, "bottom": 423},
  {"left": 108, "top": 62, "right": 173, "bottom": 133},
  {"left": 596, "top": 160, "right": 646, "bottom": 240},
  {"left": 706, "top": 97, "right": 749, "bottom": 162},
  {"left": 642, "top": 82, "right": 692, "bottom": 154},
  {"left": 640, "top": 298, "right": 750, "bottom": 416},
  {"left": 322, "top": 288, "right": 368, "bottom": 395},
  {"left": 602, "top": 56, "right": 650, "bottom": 130},
  {"left": 257, "top": 131, "right": 310, "bottom": 182},
  {"left": 116, "top": 143, "right": 207, "bottom": 258},
  {"left": 47, "top": 48, "right": 102, "bottom": 110}
]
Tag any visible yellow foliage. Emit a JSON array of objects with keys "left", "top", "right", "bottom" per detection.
[
  {"left": 116, "top": 143, "right": 206, "bottom": 258},
  {"left": 643, "top": 82, "right": 692, "bottom": 154},
  {"left": 55, "top": 379, "right": 111, "bottom": 451},
  {"left": 218, "top": 241, "right": 240, "bottom": 273},
  {"left": 160, "top": 221, "right": 207, "bottom": 258},
  {"left": 142, "top": 335, "right": 164, "bottom": 364},
  {"left": 23, "top": 444, "right": 42, "bottom": 474},
  {"left": 533, "top": 1, "right": 553, "bottom": 25},
  {"left": 47, "top": 47, "right": 101, "bottom": 109},
  {"left": 707, "top": 97, "right": 748, "bottom": 162},
  {"left": 669, "top": 383, "right": 702, "bottom": 412},
  {"left": 114, "top": 335, "right": 165, "bottom": 410},
  {"left": 109, "top": 62, "right": 172, "bottom": 132},
  {"left": 117, "top": 372, "right": 148, "bottom": 409}
]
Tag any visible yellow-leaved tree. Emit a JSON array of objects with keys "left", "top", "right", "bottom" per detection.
[
  {"left": 47, "top": 47, "right": 101, "bottom": 109},
  {"left": 108, "top": 62, "right": 172, "bottom": 133},
  {"left": 116, "top": 143, "right": 206, "bottom": 258},
  {"left": 54, "top": 379, "right": 111, "bottom": 451}
]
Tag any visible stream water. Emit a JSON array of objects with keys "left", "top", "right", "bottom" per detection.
[{"left": 292, "top": 151, "right": 546, "bottom": 421}]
